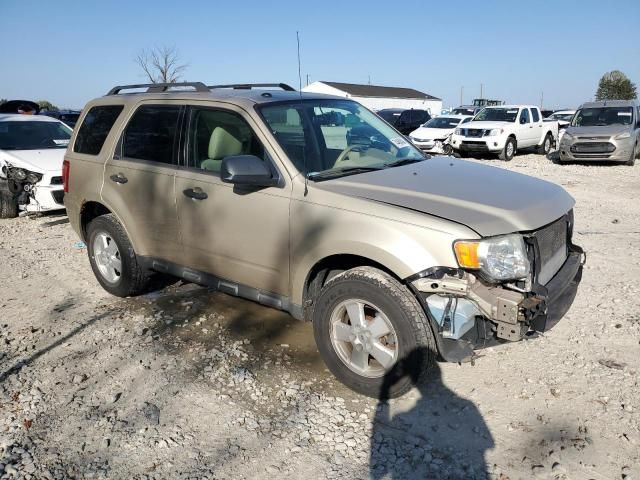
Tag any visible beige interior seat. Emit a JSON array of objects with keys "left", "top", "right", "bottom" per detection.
[{"left": 200, "top": 126, "right": 243, "bottom": 173}]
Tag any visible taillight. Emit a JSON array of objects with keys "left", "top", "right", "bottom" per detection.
[{"left": 62, "top": 159, "right": 70, "bottom": 193}]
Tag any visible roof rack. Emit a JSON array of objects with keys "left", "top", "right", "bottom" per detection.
[
  {"left": 106, "top": 82, "right": 209, "bottom": 95},
  {"left": 207, "top": 83, "right": 296, "bottom": 92}
]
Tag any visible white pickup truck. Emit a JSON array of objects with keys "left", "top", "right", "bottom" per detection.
[{"left": 450, "top": 105, "right": 558, "bottom": 161}]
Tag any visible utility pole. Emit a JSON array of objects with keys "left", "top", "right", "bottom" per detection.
[
  {"left": 540, "top": 91, "right": 544, "bottom": 109},
  {"left": 460, "top": 86, "right": 463, "bottom": 105},
  {"left": 368, "top": 75, "right": 371, "bottom": 85},
  {"left": 306, "top": 74, "right": 310, "bottom": 86},
  {"left": 480, "top": 83, "right": 483, "bottom": 99}
]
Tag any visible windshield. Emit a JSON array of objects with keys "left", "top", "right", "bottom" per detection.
[
  {"left": 550, "top": 112, "right": 574, "bottom": 121},
  {"left": 473, "top": 108, "right": 519, "bottom": 122},
  {"left": 571, "top": 107, "right": 633, "bottom": 127},
  {"left": 422, "top": 117, "right": 463, "bottom": 129},
  {"left": 452, "top": 108, "right": 475, "bottom": 116},
  {"left": 377, "top": 110, "right": 402, "bottom": 125},
  {"left": 259, "top": 100, "right": 425, "bottom": 180},
  {"left": 0, "top": 121, "right": 72, "bottom": 150}
]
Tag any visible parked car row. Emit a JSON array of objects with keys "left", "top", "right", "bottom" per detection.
[{"left": 391, "top": 99, "right": 638, "bottom": 165}]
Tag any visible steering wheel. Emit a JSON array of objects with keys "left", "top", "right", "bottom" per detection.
[{"left": 334, "top": 144, "right": 363, "bottom": 165}]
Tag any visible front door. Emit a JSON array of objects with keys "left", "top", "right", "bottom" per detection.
[
  {"left": 517, "top": 108, "right": 536, "bottom": 147},
  {"left": 102, "top": 103, "right": 183, "bottom": 262},
  {"left": 174, "top": 105, "right": 291, "bottom": 295}
]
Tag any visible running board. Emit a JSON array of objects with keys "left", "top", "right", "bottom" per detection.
[{"left": 139, "top": 257, "right": 304, "bottom": 320}]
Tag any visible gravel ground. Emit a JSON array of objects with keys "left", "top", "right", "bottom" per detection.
[{"left": 0, "top": 153, "right": 639, "bottom": 480}]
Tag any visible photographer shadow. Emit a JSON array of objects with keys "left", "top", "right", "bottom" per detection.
[{"left": 370, "top": 349, "right": 494, "bottom": 480}]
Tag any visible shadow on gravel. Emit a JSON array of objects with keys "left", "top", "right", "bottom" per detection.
[
  {"left": 370, "top": 349, "right": 494, "bottom": 480},
  {"left": 0, "top": 308, "right": 116, "bottom": 383},
  {"left": 40, "top": 217, "right": 69, "bottom": 228}
]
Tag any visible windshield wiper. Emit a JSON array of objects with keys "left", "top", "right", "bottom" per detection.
[
  {"left": 384, "top": 157, "right": 427, "bottom": 168},
  {"left": 307, "top": 166, "right": 383, "bottom": 181}
]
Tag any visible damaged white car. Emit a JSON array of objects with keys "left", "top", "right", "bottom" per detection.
[
  {"left": 0, "top": 114, "right": 70, "bottom": 218},
  {"left": 409, "top": 115, "right": 473, "bottom": 155}
]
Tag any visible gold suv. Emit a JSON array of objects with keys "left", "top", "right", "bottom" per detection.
[{"left": 64, "top": 82, "right": 584, "bottom": 397}]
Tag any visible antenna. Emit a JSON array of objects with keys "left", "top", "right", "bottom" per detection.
[{"left": 297, "top": 31, "right": 309, "bottom": 196}]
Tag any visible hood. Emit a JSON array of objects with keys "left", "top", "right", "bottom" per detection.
[
  {"left": 1, "top": 148, "right": 65, "bottom": 173},
  {"left": 460, "top": 120, "right": 512, "bottom": 130},
  {"left": 410, "top": 127, "right": 451, "bottom": 141},
  {"left": 314, "top": 157, "right": 574, "bottom": 237},
  {"left": 565, "top": 124, "right": 630, "bottom": 137}
]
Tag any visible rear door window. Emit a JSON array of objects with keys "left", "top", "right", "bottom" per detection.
[
  {"left": 531, "top": 108, "right": 540, "bottom": 122},
  {"left": 520, "top": 108, "right": 531, "bottom": 124},
  {"left": 74, "top": 105, "right": 124, "bottom": 155},
  {"left": 120, "top": 105, "right": 182, "bottom": 164}
]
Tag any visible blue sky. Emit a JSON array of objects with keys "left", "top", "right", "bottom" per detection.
[{"left": 1, "top": 0, "right": 638, "bottom": 109}]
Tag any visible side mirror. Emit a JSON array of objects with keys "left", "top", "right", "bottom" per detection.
[{"left": 221, "top": 155, "right": 278, "bottom": 187}]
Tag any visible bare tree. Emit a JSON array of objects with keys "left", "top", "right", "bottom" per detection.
[{"left": 135, "top": 46, "right": 188, "bottom": 84}]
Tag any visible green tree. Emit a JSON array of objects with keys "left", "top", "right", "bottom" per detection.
[
  {"left": 37, "top": 100, "right": 58, "bottom": 111},
  {"left": 595, "top": 70, "right": 637, "bottom": 100}
]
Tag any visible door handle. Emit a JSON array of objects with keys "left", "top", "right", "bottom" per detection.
[
  {"left": 110, "top": 173, "right": 128, "bottom": 184},
  {"left": 183, "top": 188, "right": 208, "bottom": 200}
]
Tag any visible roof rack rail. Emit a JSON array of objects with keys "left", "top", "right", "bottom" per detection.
[
  {"left": 207, "top": 83, "right": 296, "bottom": 92},
  {"left": 106, "top": 82, "right": 209, "bottom": 95}
]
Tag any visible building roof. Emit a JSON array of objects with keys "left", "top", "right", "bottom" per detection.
[{"left": 319, "top": 81, "right": 441, "bottom": 101}]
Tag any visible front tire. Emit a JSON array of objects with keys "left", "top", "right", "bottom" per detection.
[
  {"left": 86, "top": 214, "right": 152, "bottom": 297},
  {"left": 312, "top": 266, "right": 437, "bottom": 399},
  {"left": 0, "top": 192, "right": 18, "bottom": 219},
  {"left": 499, "top": 137, "right": 516, "bottom": 161}
]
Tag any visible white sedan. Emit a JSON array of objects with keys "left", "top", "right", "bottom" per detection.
[
  {"left": 0, "top": 114, "right": 71, "bottom": 218},
  {"left": 408, "top": 115, "right": 473, "bottom": 154}
]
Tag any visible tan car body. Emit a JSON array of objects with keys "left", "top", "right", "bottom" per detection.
[
  {"left": 65, "top": 87, "right": 583, "bottom": 366},
  {"left": 65, "top": 92, "right": 476, "bottom": 313}
]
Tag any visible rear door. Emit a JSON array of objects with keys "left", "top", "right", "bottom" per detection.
[
  {"left": 174, "top": 104, "right": 291, "bottom": 295},
  {"left": 101, "top": 103, "right": 183, "bottom": 262},
  {"left": 530, "top": 107, "right": 544, "bottom": 143}
]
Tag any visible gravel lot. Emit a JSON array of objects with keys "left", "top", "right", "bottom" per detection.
[{"left": 1, "top": 153, "right": 639, "bottom": 480}]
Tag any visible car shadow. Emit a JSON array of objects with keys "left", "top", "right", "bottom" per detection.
[{"left": 370, "top": 348, "right": 494, "bottom": 480}]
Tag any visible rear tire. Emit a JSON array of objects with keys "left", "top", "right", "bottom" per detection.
[
  {"left": 86, "top": 214, "right": 152, "bottom": 297},
  {"left": 499, "top": 137, "right": 516, "bottom": 161},
  {"left": 312, "top": 266, "right": 437, "bottom": 399},
  {"left": 537, "top": 133, "right": 553, "bottom": 155},
  {"left": 0, "top": 192, "right": 18, "bottom": 219}
]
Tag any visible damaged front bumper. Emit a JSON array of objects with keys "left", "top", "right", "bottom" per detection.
[{"left": 407, "top": 244, "right": 585, "bottom": 362}]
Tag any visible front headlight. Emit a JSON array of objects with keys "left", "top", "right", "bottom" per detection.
[
  {"left": 454, "top": 128, "right": 462, "bottom": 135},
  {"left": 26, "top": 172, "right": 42, "bottom": 184},
  {"left": 485, "top": 128, "right": 503, "bottom": 136},
  {"left": 614, "top": 132, "right": 631, "bottom": 140},
  {"left": 454, "top": 234, "right": 530, "bottom": 281},
  {"left": 12, "top": 168, "right": 27, "bottom": 181},
  {"left": 562, "top": 132, "right": 573, "bottom": 142}
]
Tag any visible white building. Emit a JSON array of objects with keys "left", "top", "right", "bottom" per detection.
[{"left": 302, "top": 81, "right": 442, "bottom": 115}]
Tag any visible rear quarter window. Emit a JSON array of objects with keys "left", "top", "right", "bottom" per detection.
[{"left": 74, "top": 105, "right": 124, "bottom": 155}]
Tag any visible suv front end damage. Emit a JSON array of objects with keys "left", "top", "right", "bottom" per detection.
[{"left": 407, "top": 212, "right": 585, "bottom": 362}]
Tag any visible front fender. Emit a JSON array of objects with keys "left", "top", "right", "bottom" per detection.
[{"left": 289, "top": 198, "right": 471, "bottom": 305}]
